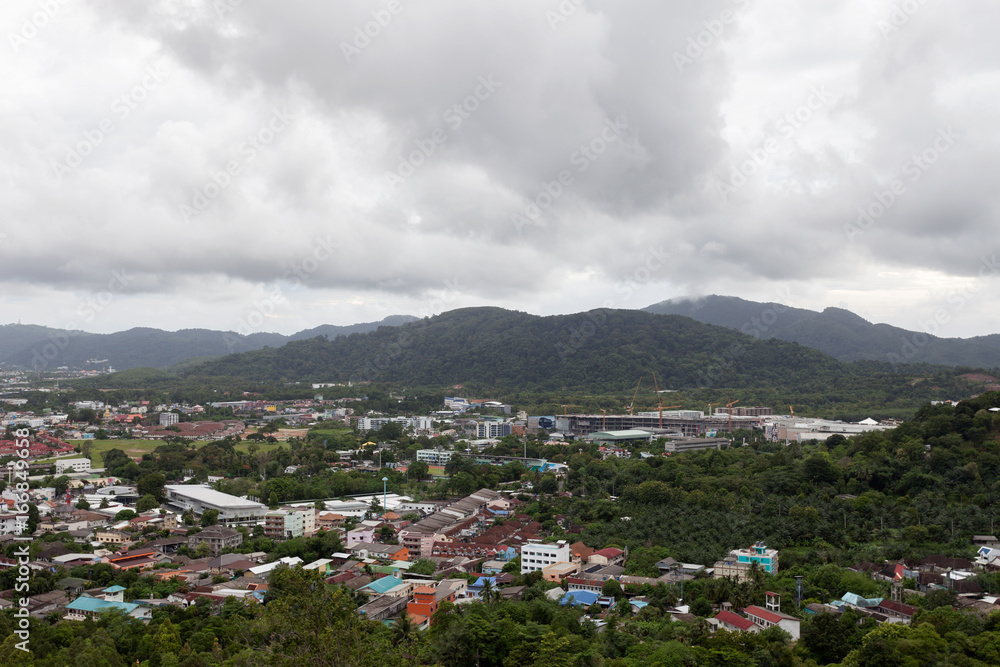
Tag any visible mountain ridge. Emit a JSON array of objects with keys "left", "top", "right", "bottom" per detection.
[
  {"left": 643, "top": 295, "right": 1000, "bottom": 368},
  {"left": 0, "top": 316, "right": 418, "bottom": 372}
]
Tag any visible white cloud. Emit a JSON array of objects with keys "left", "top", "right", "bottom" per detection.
[{"left": 0, "top": 0, "right": 998, "bottom": 338}]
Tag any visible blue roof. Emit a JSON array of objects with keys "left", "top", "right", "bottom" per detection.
[
  {"left": 841, "top": 592, "right": 882, "bottom": 608},
  {"left": 104, "top": 585, "right": 127, "bottom": 593},
  {"left": 560, "top": 590, "right": 600, "bottom": 607},
  {"left": 66, "top": 596, "right": 138, "bottom": 614},
  {"left": 360, "top": 576, "right": 404, "bottom": 595},
  {"left": 472, "top": 577, "right": 497, "bottom": 588}
]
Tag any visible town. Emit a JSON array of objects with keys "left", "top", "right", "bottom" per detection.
[{"left": 1, "top": 385, "right": 999, "bottom": 665}]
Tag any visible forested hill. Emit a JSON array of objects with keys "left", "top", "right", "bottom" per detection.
[
  {"left": 644, "top": 295, "right": 1000, "bottom": 368},
  {"left": 183, "top": 307, "right": 974, "bottom": 399},
  {"left": 0, "top": 316, "right": 416, "bottom": 371}
]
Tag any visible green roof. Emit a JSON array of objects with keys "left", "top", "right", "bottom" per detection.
[
  {"left": 66, "top": 596, "right": 138, "bottom": 614},
  {"left": 361, "top": 576, "right": 405, "bottom": 595}
]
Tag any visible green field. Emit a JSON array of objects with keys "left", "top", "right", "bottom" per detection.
[{"left": 37, "top": 439, "right": 288, "bottom": 468}]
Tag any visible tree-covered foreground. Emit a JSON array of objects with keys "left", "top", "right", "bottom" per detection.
[{"left": 5, "top": 392, "right": 1000, "bottom": 665}]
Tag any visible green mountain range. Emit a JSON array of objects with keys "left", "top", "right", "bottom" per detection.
[
  {"left": 0, "top": 316, "right": 417, "bottom": 372},
  {"left": 644, "top": 295, "right": 1000, "bottom": 369},
  {"left": 178, "top": 307, "right": 984, "bottom": 414}
]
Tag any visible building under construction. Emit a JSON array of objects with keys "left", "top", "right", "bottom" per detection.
[{"left": 554, "top": 411, "right": 768, "bottom": 438}]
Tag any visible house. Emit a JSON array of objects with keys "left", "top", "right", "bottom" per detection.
[
  {"left": 207, "top": 553, "right": 257, "bottom": 575},
  {"left": 106, "top": 547, "right": 157, "bottom": 571},
  {"left": 570, "top": 541, "right": 595, "bottom": 565},
  {"left": 542, "top": 562, "right": 580, "bottom": 582},
  {"left": 346, "top": 526, "right": 376, "bottom": 548},
  {"left": 359, "top": 574, "right": 412, "bottom": 598},
  {"left": 566, "top": 577, "right": 603, "bottom": 593},
  {"left": 94, "top": 530, "right": 131, "bottom": 546},
  {"left": 303, "top": 559, "right": 335, "bottom": 575},
  {"left": 348, "top": 542, "right": 409, "bottom": 562},
  {"left": 407, "top": 585, "right": 443, "bottom": 621},
  {"left": 745, "top": 601, "right": 800, "bottom": 639},
  {"left": 876, "top": 599, "right": 919, "bottom": 623},
  {"left": 64, "top": 594, "right": 152, "bottom": 622},
  {"left": 559, "top": 590, "right": 601, "bottom": 607},
  {"left": 655, "top": 557, "right": 679, "bottom": 575},
  {"left": 711, "top": 610, "right": 760, "bottom": 634},
  {"left": 588, "top": 547, "right": 626, "bottom": 567},
  {"left": 356, "top": 594, "right": 409, "bottom": 622},
  {"left": 247, "top": 557, "right": 303, "bottom": 578}
]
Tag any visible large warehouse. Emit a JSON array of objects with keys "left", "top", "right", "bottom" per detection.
[{"left": 163, "top": 485, "right": 268, "bottom": 526}]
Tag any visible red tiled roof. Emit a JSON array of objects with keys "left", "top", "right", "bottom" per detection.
[
  {"left": 715, "top": 610, "right": 757, "bottom": 631},
  {"left": 594, "top": 547, "right": 624, "bottom": 558},
  {"left": 745, "top": 605, "right": 783, "bottom": 625},
  {"left": 878, "top": 600, "right": 919, "bottom": 617}
]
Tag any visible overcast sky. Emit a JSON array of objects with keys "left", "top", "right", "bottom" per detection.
[{"left": 2, "top": 0, "right": 998, "bottom": 339}]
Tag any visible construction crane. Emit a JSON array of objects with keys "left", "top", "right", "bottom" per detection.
[
  {"left": 560, "top": 404, "right": 581, "bottom": 415},
  {"left": 726, "top": 399, "right": 740, "bottom": 433},
  {"left": 650, "top": 372, "right": 682, "bottom": 428},
  {"left": 707, "top": 402, "right": 718, "bottom": 417},
  {"left": 627, "top": 377, "right": 643, "bottom": 415},
  {"left": 789, "top": 405, "right": 794, "bottom": 417}
]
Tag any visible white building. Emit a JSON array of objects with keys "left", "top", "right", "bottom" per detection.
[
  {"left": 476, "top": 422, "right": 512, "bottom": 439},
  {"left": 159, "top": 412, "right": 180, "bottom": 426},
  {"left": 163, "top": 485, "right": 267, "bottom": 526},
  {"left": 521, "top": 540, "right": 570, "bottom": 575},
  {"left": 416, "top": 449, "right": 453, "bottom": 465},
  {"left": 55, "top": 458, "right": 92, "bottom": 474},
  {"left": 0, "top": 513, "right": 28, "bottom": 536}
]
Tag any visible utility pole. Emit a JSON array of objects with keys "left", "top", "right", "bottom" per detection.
[{"left": 381, "top": 476, "right": 388, "bottom": 518}]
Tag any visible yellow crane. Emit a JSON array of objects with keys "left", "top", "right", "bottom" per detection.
[{"left": 650, "top": 371, "right": 682, "bottom": 428}]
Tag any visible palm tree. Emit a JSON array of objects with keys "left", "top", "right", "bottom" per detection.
[
  {"left": 392, "top": 612, "right": 415, "bottom": 647},
  {"left": 480, "top": 578, "right": 496, "bottom": 607}
]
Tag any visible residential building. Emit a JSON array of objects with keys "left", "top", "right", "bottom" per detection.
[
  {"left": 542, "top": 561, "right": 580, "bottom": 582},
  {"left": 348, "top": 542, "right": 409, "bottom": 561},
  {"left": 159, "top": 412, "right": 180, "bottom": 427},
  {"left": 188, "top": 525, "right": 243, "bottom": 557},
  {"left": 94, "top": 530, "right": 131, "bottom": 546},
  {"left": 476, "top": 421, "right": 512, "bottom": 439},
  {"left": 264, "top": 510, "right": 304, "bottom": 541},
  {"left": 712, "top": 610, "right": 761, "bottom": 634},
  {"left": 714, "top": 542, "right": 779, "bottom": 581},
  {"left": 0, "top": 513, "right": 28, "bottom": 536},
  {"left": 521, "top": 540, "right": 570, "bottom": 575},
  {"left": 407, "top": 585, "right": 442, "bottom": 621},
  {"left": 589, "top": 547, "right": 626, "bottom": 567},
  {"left": 745, "top": 597, "right": 800, "bottom": 640}
]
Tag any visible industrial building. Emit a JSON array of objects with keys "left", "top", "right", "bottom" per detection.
[
  {"left": 556, "top": 412, "right": 765, "bottom": 438},
  {"left": 163, "top": 485, "right": 267, "bottom": 526}
]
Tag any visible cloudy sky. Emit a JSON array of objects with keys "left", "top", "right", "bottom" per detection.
[{"left": 2, "top": 0, "right": 998, "bottom": 339}]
